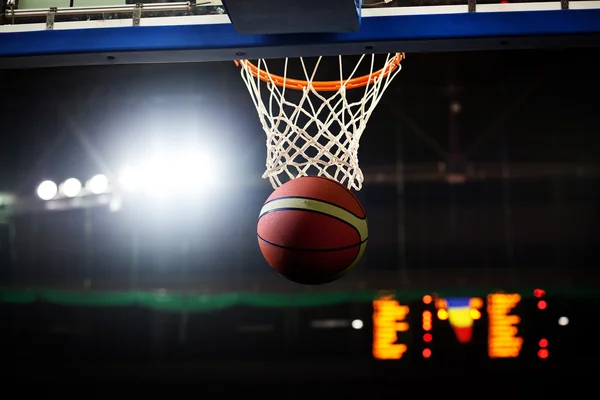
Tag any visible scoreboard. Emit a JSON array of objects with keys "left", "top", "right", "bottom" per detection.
[{"left": 372, "top": 289, "right": 563, "bottom": 361}]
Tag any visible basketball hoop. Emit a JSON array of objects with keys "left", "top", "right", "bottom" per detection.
[{"left": 236, "top": 53, "right": 405, "bottom": 191}]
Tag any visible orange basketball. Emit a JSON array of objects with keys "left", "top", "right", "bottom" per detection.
[{"left": 257, "top": 176, "right": 368, "bottom": 285}]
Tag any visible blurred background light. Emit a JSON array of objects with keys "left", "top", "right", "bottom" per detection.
[
  {"left": 87, "top": 174, "right": 109, "bottom": 195},
  {"left": 61, "top": 178, "right": 82, "bottom": 198},
  {"left": 437, "top": 309, "right": 448, "bottom": 320},
  {"left": 537, "top": 300, "right": 547, "bottom": 310},
  {"left": 117, "top": 149, "right": 217, "bottom": 200},
  {"left": 119, "top": 167, "right": 141, "bottom": 192},
  {"left": 37, "top": 180, "right": 58, "bottom": 201}
]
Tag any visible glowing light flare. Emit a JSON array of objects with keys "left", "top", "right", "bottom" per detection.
[
  {"left": 87, "top": 174, "right": 109, "bottom": 195},
  {"left": 437, "top": 309, "right": 448, "bottom": 320},
  {"left": 61, "top": 178, "right": 82, "bottom": 198},
  {"left": 373, "top": 297, "right": 410, "bottom": 360},
  {"left": 539, "top": 338, "right": 548, "bottom": 348},
  {"left": 422, "top": 310, "right": 432, "bottom": 331},
  {"left": 422, "top": 295, "right": 432, "bottom": 304},
  {"left": 37, "top": 180, "right": 58, "bottom": 201},
  {"left": 558, "top": 316, "right": 569, "bottom": 326},
  {"left": 470, "top": 298, "right": 483, "bottom": 309},
  {"left": 119, "top": 167, "right": 141, "bottom": 191},
  {"left": 470, "top": 309, "right": 481, "bottom": 320},
  {"left": 537, "top": 300, "right": 547, "bottom": 310},
  {"left": 538, "top": 349, "right": 549, "bottom": 359},
  {"left": 435, "top": 299, "right": 447, "bottom": 309},
  {"left": 423, "top": 348, "right": 431, "bottom": 358},
  {"left": 487, "top": 293, "right": 523, "bottom": 359},
  {"left": 423, "top": 333, "right": 432, "bottom": 342},
  {"left": 165, "top": 150, "right": 218, "bottom": 192},
  {"left": 119, "top": 150, "right": 218, "bottom": 198},
  {"left": 534, "top": 288, "right": 545, "bottom": 298}
]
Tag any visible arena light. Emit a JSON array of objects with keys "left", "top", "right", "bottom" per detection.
[
  {"left": 351, "top": 319, "right": 364, "bottom": 330},
  {"left": 117, "top": 167, "right": 140, "bottom": 192},
  {"left": 118, "top": 149, "right": 218, "bottom": 199},
  {"left": 37, "top": 180, "right": 58, "bottom": 201},
  {"left": 86, "top": 174, "right": 109, "bottom": 195},
  {"left": 141, "top": 157, "right": 174, "bottom": 199},
  {"left": 60, "top": 178, "right": 82, "bottom": 198}
]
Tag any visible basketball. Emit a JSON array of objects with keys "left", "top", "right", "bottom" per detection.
[{"left": 257, "top": 176, "right": 368, "bottom": 285}]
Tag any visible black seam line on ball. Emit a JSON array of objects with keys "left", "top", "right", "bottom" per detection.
[
  {"left": 258, "top": 233, "right": 368, "bottom": 252},
  {"left": 261, "top": 196, "right": 366, "bottom": 220},
  {"left": 303, "top": 176, "right": 367, "bottom": 217},
  {"left": 258, "top": 207, "right": 363, "bottom": 240}
]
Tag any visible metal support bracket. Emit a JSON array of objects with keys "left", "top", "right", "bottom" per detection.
[
  {"left": 46, "top": 7, "right": 57, "bottom": 30},
  {"left": 468, "top": 0, "right": 476, "bottom": 13},
  {"left": 133, "top": 3, "right": 142, "bottom": 26}
]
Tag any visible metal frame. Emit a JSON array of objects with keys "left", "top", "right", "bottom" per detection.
[
  {"left": 1, "top": 3, "right": 600, "bottom": 68},
  {"left": 4, "top": 2, "right": 196, "bottom": 18}
]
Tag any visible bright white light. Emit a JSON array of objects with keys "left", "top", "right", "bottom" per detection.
[
  {"left": 558, "top": 316, "right": 569, "bottom": 326},
  {"left": 117, "top": 148, "right": 218, "bottom": 201},
  {"left": 142, "top": 157, "right": 171, "bottom": 199},
  {"left": 180, "top": 150, "right": 217, "bottom": 189},
  {"left": 61, "top": 178, "right": 82, "bottom": 198},
  {"left": 37, "top": 180, "right": 58, "bottom": 201},
  {"left": 119, "top": 167, "right": 141, "bottom": 191},
  {"left": 351, "top": 319, "right": 364, "bottom": 330},
  {"left": 87, "top": 174, "right": 109, "bottom": 195},
  {"left": 139, "top": 150, "right": 217, "bottom": 199}
]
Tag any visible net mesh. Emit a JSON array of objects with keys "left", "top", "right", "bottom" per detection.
[{"left": 238, "top": 53, "right": 404, "bottom": 191}]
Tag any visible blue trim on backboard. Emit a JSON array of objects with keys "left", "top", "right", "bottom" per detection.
[{"left": 1, "top": 9, "right": 599, "bottom": 59}]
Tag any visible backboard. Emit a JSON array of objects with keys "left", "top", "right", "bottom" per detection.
[{"left": 1, "top": 0, "right": 599, "bottom": 69}]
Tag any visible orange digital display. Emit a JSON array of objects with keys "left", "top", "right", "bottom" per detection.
[
  {"left": 422, "top": 310, "right": 432, "bottom": 331},
  {"left": 372, "top": 296, "right": 410, "bottom": 360},
  {"left": 372, "top": 293, "right": 539, "bottom": 360},
  {"left": 487, "top": 294, "right": 523, "bottom": 358}
]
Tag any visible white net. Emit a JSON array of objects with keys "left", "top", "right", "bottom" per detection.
[{"left": 237, "top": 53, "right": 404, "bottom": 191}]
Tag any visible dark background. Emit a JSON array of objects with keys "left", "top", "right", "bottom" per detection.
[{"left": 0, "top": 46, "right": 599, "bottom": 381}]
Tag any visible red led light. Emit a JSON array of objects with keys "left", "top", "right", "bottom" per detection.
[
  {"left": 534, "top": 289, "right": 545, "bottom": 298},
  {"left": 539, "top": 338, "right": 548, "bottom": 348},
  {"left": 423, "top": 348, "right": 431, "bottom": 358},
  {"left": 422, "top": 295, "right": 432, "bottom": 304},
  {"left": 538, "top": 349, "right": 549, "bottom": 359},
  {"left": 537, "top": 300, "right": 547, "bottom": 310},
  {"left": 423, "top": 333, "right": 432, "bottom": 342}
]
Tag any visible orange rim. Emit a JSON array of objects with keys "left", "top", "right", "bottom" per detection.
[{"left": 235, "top": 53, "right": 405, "bottom": 92}]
